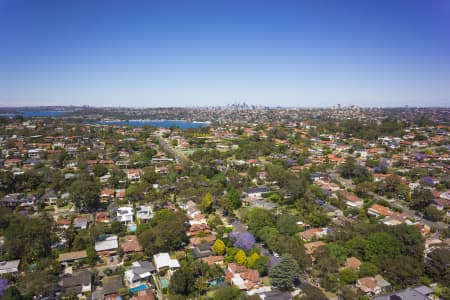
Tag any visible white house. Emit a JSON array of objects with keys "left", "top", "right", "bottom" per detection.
[
  {"left": 0, "top": 259, "right": 20, "bottom": 274},
  {"left": 153, "top": 253, "right": 180, "bottom": 274},
  {"left": 116, "top": 206, "right": 134, "bottom": 224}
]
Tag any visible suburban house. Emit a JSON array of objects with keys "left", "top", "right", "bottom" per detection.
[
  {"left": 127, "top": 169, "right": 142, "bottom": 181},
  {"left": 226, "top": 262, "right": 262, "bottom": 291},
  {"left": 245, "top": 186, "right": 270, "bottom": 198},
  {"left": 357, "top": 275, "right": 391, "bottom": 296},
  {"left": 58, "top": 250, "right": 88, "bottom": 266},
  {"left": 116, "top": 206, "right": 134, "bottom": 224},
  {"left": 339, "top": 257, "right": 362, "bottom": 271},
  {"left": 124, "top": 261, "right": 156, "bottom": 286},
  {"left": 367, "top": 204, "right": 391, "bottom": 217},
  {"left": 338, "top": 191, "right": 364, "bottom": 208},
  {"left": 0, "top": 259, "right": 20, "bottom": 275},
  {"left": 192, "top": 242, "right": 213, "bottom": 259},
  {"left": 374, "top": 285, "right": 434, "bottom": 300},
  {"left": 153, "top": 252, "right": 180, "bottom": 275},
  {"left": 95, "top": 235, "right": 118, "bottom": 255},
  {"left": 120, "top": 235, "right": 144, "bottom": 256},
  {"left": 299, "top": 227, "right": 328, "bottom": 241},
  {"left": 200, "top": 255, "right": 224, "bottom": 266},
  {"left": 136, "top": 205, "right": 153, "bottom": 223},
  {"left": 60, "top": 270, "right": 93, "bottom": 297}
]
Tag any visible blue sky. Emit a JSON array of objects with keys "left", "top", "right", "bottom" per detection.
[{"left": 0, "top": 0, "right": 449, "bottom": 107}]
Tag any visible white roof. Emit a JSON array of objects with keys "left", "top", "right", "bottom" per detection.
[
  {"left": 231, "top": 274, "right": 246, "bottom": 290},
  {"left": 0, "top": 259, "right": 20, "bottom": 274},
  {"left": 95, "top": 235, "right": 118, "bottom": 252},
  {"left": 153, "top": 253, "right": 180, "bottom": 270}
]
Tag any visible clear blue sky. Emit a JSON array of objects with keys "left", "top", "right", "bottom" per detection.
[{"left": 1, "top": 0, "right": 449, "bottom": 107}]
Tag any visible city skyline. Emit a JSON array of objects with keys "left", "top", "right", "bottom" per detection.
[{"left": 1, "top": 0, "right": 450, "bottom": 107}]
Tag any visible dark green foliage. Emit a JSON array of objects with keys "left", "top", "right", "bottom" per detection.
[
  {"left": 358, "top": 262, "right": 378, "bottom": 277},
  {"left": 299, "top": 283, "right": 328, "bottom": 300},
  {"left": 340, "top": 157, "right": 373, "bottom": 184},
  {"left": 211, "top": 285, "right": 244, "bottom": 300},
  {"left": 4, "top": 214, "right": 56, "bottom": 264},
  {"left": 138, "top": 210, "right": 188, "bottom": 256},
  {"left": 423, "top": 205, "right": 444, "bottom": 222},
  {"left": 2, "top": 286, "right": 23, "bottom": 300},
  {"left": 339, "top": 269, "right": 358, "bottom": 284},
  {"left": 252, "top": 256, "right": 269, "bottom": 276},
  {"left": 225, "top": 188, "right": 242, "bottom": 210},
  {"left": 276, "top": 214, "right": 299, "bottom": 235},
  {"left": 276, "top": 235, "right": 311, "bottom": 270},
  {"left": 365, "top": 232, "right": 401, "bottom": 265},
  {"left": 425, "top": 247, "right": 450, "bottom": 286},
  {"left": 169, "top": 268, "right": 195, "bottom": 295},
  {"left": 383, "top": 255, "right": 423, "bottom": 288},
  {"left": 247, "top": 208, "right": 275, "bottom": 236},
  {"left": 269, "top": 254, "right": 300, "bottom": 290},
  {"left": 410, "top": 188, "right": 434, "bottom": 211},
  {"left": 69, "top": 179, "right": 100, "bottom": 209}
]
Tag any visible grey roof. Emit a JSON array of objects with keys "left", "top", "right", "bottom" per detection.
[
  {"left": 134, "top": 260, "right": 156, "bottom": 272},
  {"left": 61, "top": 271, "right": 92, "bottom": 288},
  {"left": 413, "top": 285, "right": 433, "bottom": 295},
  {"left": 103, "top": 276, "right": 123, "bottom": 295},
  {"left": 246, "top": 186, "right": 270, "bottom": 194},
  {"left": 374, "top": 286, "right": 433, "bottom": 300},
  {"left": 262, "top": 290, "right": 292, "bottom": 300}
]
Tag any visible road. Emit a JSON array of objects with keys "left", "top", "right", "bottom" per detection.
[{"left": 152, "top": 133, "right": 190, "bottom": 165}]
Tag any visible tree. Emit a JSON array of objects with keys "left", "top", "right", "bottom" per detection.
[
  {"left": 423, "top": 205, "right": 444, "bottom": 222},
  {"left": 233, "top": 232, "right": 256, "bottom": 252},
  {"left": 356, "top": 181, "right": 375, "bottom": 197},
  {"left": 2, "top": 286, "right": 23, "bottom": 300},
  {"left": 359, "top": 262, "right": 379, "bottom": 277},
  {"left": 93, "top": 164, "right": 108, "bottom": 177},
  {"left": 86, "top": 245, "right": 97, "bottom": 265},
  {"left": 299, "top": 284, "right": 328, "bottom": 300},
  {"left": 201, "top": 192, "right": 214, "bottom": 214},
  {"left": 142, "top": 166, "right": 158, "bottom": 184},
  {"left": 340, "top": 157, "right": 372, "bottom": 184},
  {"left": 365, "top": 232, "right": 401, "bottom": 266},
  {"left": 126, "top": 183, "right": 147, "bottom": 203},
  {"left": 247, "top": 208, "right": 275, "bottom": 236},
  {"left": 276, "top": 235, "right": 311, "bottom": 270},
  {"left": 211, "top": 286, "right": 244, "bottom": 300},
  {"left": 225, "top": 188, "right": 242, "bottom": 210},
  {"left": 339, "top": 269, "right": 358, "bottom": 285},
  {"left": 383, "top": 255, "right": 423, "bottom": 288},
  {"left": 169, "top": 268, "right": 195, "bottom": 295},
  {"left": 138, "top": 210, "right": 188, "bottom": 256},
  {"left": 247, "top": 252, "right": 260, "bottom": 268},
  {"left": 327, "top": 244, "right": 349, "bottom": 265},
  {"left": 339, "top": 286, "right": 361, "bottom": 300},
  {"left": 269, "top": 254, "right": 300, "bottom": 290},
  {"left": 425, "top": 247, "right": 450, "bottom": 286},
  {"left": 252, "top": 256, "right": 269, "bottom": 276},
  {"left": 213, "top": 239, "right": 226, "bottom": 255},
  {"left": 4, "top": 214, "right": 56, "bottom": 264},
  {"left": 235, "top": 250, "right": 247, "bottom": 265},
  {"left": 410, "top": 188, "right": 434, "bottom": 211},
  {"left": 69, "top": 179, "right": 99, "bottom": 209},
  {"left": 276, "top": 214, "right": 299, "bottom": 235}
]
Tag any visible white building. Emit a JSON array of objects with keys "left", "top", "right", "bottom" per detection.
[{"left": 116, "top": 206, "right": 134, "bottom": 224}]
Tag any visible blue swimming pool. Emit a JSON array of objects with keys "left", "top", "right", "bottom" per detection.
[
  {"left": 130, "top": 284, "right": 148, "bottom": 293},
  {"left": 128, "top": 224, "right": 137, "bottom": 232}
]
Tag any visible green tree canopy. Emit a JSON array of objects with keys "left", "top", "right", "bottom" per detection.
[{"left": 269, "top": 254, "right": 300, "bottom": 290}]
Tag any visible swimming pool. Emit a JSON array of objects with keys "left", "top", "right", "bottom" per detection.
[
  {"left": 128, "top": 224, "right": 137, "bottom": 232},
  {"left": 130, "top": 283, "right": 148, "bottom": 293}
]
